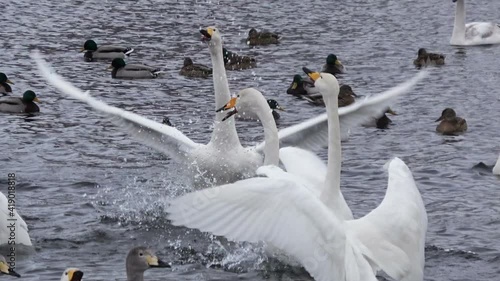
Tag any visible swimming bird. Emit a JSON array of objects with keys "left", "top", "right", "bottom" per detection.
[
  {"left": 0, "top": 191, "right": 32, "bottom": 246},
  {"left": 322, "top": 54, "right": 345, "bottom": 76},
  {"left": 60, "top": 268, "right": 83, "bottom": 281},
  {"left": 362, "top": 108, "right": 397, "bottom": 129},
  {"left": 0, "top": 255, "right": 20, "bottom": 277},
  {"left": 179, "top": 57, "right": 212, "bottom": 78},
  {"left": 108, "top": 58, "right": 162, "bottom": 79},
  {"left": 450, "top": 0, "right": 500, "bottom": 46},
  {"left": 222, "top": 48, "right": 257, "bottom": 70},
  {"left": 413, "top": 48, "right": 445, "bottom": 67},
  {"left": 286, "top": 75, "right": 315, "bottom": 98},
  {"left": 81, "top": 39, "right": 134, "bottom": 62},
  {"left": 0, "top": 73, "right": 14, "bottom": 96},
  {"left": 435, "top": 108, "right": 468, "bottom": 135},
  {"left": 493, "top": 154, "right": 500, "bottom": 175},
  {"left": 168, "top": 71, "right": 427, "bottom": 281},
  {"left": 126, "top": 247, "right": 170, "bottom": 281},
  {"left": 246, "top": 28, "right": 280, "bottom": 46},
  {"left": 162, "top": 117, "right": 173, "bottom": 127},
  {"left": 33, "top": 28, "right": 422, "bottom": 185},
  {"left": 0, "top": 90, "right": 40, "bottom": 113}
]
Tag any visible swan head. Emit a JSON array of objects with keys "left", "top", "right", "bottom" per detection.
[
  {"left": 60, "top": 268, "right": 83, "bottom": 281},
  {"left": 126, "top": 247, "right": 171, "bottom": 273},
  {"left": 216, "top": 88, "right": 274, "bottom": 121},
  {"left": 200, "top": 26, "right": 222, "bottom": 46},
  {"left": 436, "top": 108, "right": 457, "bottom": 122},
  {"left": 302, "top": 67, "right": 340, "bottom": 98},
  {"left": 0, "top": 256, "right": 20, "bottom": 278}
]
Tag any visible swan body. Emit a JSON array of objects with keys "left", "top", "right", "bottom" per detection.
[
  {"left": 168, "top": 71, "right": 427, "bottom": 281},
  {"left": 0, "top": 191, "right": 32, "bottom": 246},
  {"left": 32, "top": 25, "right": 425, "bottom": 185},
  {"left": 451, "top": 0, "right": 500, "bottom": 46},
  {"left": 493, "top": 154, "right": 500, "bottom": 175}
]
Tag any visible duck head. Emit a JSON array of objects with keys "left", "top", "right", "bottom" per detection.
[
  {"left": 109, "top": 58, "right": 126, "bottom": 70},
  {"left": 436, "top": 108, "right": 457, "bottom": 121},
  {"left": 0, "top": 73, "right": 14, "bottom": 85},
  {"left": 303, "top": 67, "right": 340, "bottom": 98},
  {"left": 22, "top": 90, "right": 40, "bottom": 103},
  {"left": 326, "top": 54, "right": 343, "bottom": 68},
  {"left": 81, "top": 40, "right": 98, "bottom": 52}
]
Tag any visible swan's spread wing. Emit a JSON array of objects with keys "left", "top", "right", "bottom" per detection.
[
  {"left": 493, "top": 154, "right": 500, "bottom": 175},
  {"left": 346, "top": 158, "right": 427, "bottom": 281},
  {"left": 167, "top": 166, "right": 350, "bottom": 281},
  {"left": 33, "top": 53, "right": 199, "bottom": 161},
  {"left": 255, "top": 71, "right": 427, "bottom": 152},
  {"left": 279, "top": 147, "right": 327, "bottom": 192}
]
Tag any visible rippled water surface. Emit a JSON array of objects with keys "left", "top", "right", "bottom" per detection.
[{"left": 1, "top": 0, "right": 500, "bottom": 280}]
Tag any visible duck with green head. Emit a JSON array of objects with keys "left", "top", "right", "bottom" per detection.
[
  {"left": 109, "top": 58, "right": 162, "bottom": 79},
  {"left": 0, "top": 73, "right": 14, "bottom": 96},
  {"left": 246, "top": 28, "right": 280, "bottom": 46},
  {"left": 0, "top": 90, "right": 40, "bottom": 113},
  {"left": 435, "top": 108, "right": 467, "bottom": 135},
  {"left": 413, "top": 48, "right": 445, "bottom": 67},
  {"left": 179, "top": 57, "right": 212, "bottom": 78},
  {"left": 286, "top": 74, "right": 315, "bottom": 98},
  {"left": 222, "top": 48, "right": 257, "bottom": 70},
  {"left": 322, "top": 54, "right": 345, "bottom": 76},
  {"left": 81, "top": 39, "right": 134, "bottom": 62}
]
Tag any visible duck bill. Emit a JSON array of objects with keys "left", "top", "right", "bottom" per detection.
[
  {"left": 435, "top": 116, "right": 444, "bottom": 122},
  {"left": 106, "top": 65, "right": 113, "bottom": 71},
  {"left": 33, "top": 97, "right": 40, "bottom": 103},
  {"left": 79, "top": 47, "right": 85, "bottom": 53},
  {"left": 335, "top": 60, "right": 343, "bottom": 67},
  {"left": 276, "top": 105, "right": 286, "bottom": 111},
  {"left": 200, "top": 28, "right": 213, "bottom": 41},
  {"left": 386, "top": 108, "right": 397, "bottom": 115},
  {"left": 6, "top": 79, "right": 14, "bottom": 85},
  {"left": 290, "top": 82, "right": 297, "bottom": 90},
  {"left": 302, "top": 67, "right": 320, "bottom": 81}
]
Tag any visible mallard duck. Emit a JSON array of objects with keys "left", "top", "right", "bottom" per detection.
[
  {"left": 222, "top": 48, "right": 257, "bottom": 70},
  {"left": 109, "top": 58, "right": 162, "bottom": 79},
  {"left": 125, "top": 247, "right": 170, "bottom": 281},
  {"left": 60, "top": 268, "right": 83, "bottom": 281},
  {"left": 322, "top": 54, "right": 345, "bottom": 76},
  {"left": 246, "top": 28, "right": 280, "bottom": 46},
  {"left": 81, "top": 39, "right": 134, "bottom": 62},
  {"left": 162, "top": 117, "right": 173, "bottom": 126},
  {"left": 0, "top": 255, "right": 20, "bottom": 277},
  {"left": 413, "top": 48, "right": 445, "bottom": 67},
  {"left": 0, "top": 90, "right": 40, "bottom": 113},
  {"left": 435, "top": 108, "right": 467, "bottom": 135},
  {"left": 0, "top": 73, "right": 13, "bottom": 96},
  {"left": 286, "top": 75, "right": 315, "bottom": 98},
  {"left": 179, "top": 57, "right": 212, "bottom": 78},
  {"left": 375, "top": 108, "right": 397, "bottom": 129}
]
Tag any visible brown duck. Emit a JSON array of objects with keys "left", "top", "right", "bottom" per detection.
[
  {"left": 435, "top": 108, "right": 467, "bottom": 135},
  {"left": 246, "top": 28, "right": 280, "bottom": 46},
  {"left": 413, "top": 48, "right": 445, "bottom": 67}
]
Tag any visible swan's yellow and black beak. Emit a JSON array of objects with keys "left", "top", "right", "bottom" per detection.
[
  {"left": 0, "top": 262, "right": 21, "bottom": 278},
  {"left": 66, "top": 269, "right": 83, "bottom": 281},
  {"left": 200, "top": 27, "right": 214, "bottom": 41},
  {"left": 216, "top": 97, "right": 238, "bottom": 121},
  {"left": 146, "top": 254, "right": 171, "bottom": 268},
  {"left": 302, "top": 67, "right": 320, "bottom": 81}
]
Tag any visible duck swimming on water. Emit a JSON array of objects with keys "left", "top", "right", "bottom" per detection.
[{"left": 435, "top": 108, "right": 467, "bottom": 135}]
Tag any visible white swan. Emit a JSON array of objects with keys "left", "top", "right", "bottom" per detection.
[
  {"left": 493, "top": 154, "right": 500, "bottom": 175},
  {"left": 450, "top": 0, "right": 500, "bottom": 46},
  {"left": 0, "top": 191, "right": 32, "bottom": 246},
  {"left": 167, "top": 73, "right": 428, "bottom": 281}
]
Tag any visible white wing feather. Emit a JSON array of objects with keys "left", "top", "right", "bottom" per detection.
[
  {"left": 0, "top": 192, "right": 32, "bottom": 246},
  {"left": 167, "top": 166, "right": 377, "bottom": 281},
  {"left": 256, "top": 71, "right": 428, "bottom": 152},
  {"left": 278, "top": 147, "right": 327, "bottom": 192},
  {"left": 346, "top": 157, "right": 427, "bottom": 281},
  {"left": 32, "top": 52, "right": 199, "bottom": 162}
]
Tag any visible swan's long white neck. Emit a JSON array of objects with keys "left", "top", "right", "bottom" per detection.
[
  {"left": 208, "top": 39, "right": 241, "bottom": 149},
  {"left": 451, "top": 0, "right": 466, "bottom": 44},
  {"left": 320, "top": 79, "right": 353, "bottom": 220},
  {"left": 250, "top": 93, "right": 280, "bottom": 166}
]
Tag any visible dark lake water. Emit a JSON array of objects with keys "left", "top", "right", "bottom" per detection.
[{"left": 1, "top": 0, "right": 499, "bottom": 280}]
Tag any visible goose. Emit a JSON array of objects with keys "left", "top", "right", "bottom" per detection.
[
  {"left": 32, "top": 27, "right": 424, "bottom": 185},
  {"left": 167, "top": 71, "right": 427, "bottom": 281},
  {"left": 0, "top": 73, "right": 14, "bottom": 96},
  {"left": 0, "top": 90, "right": 40, "bottom": 114},
  {"left": 125, "top": 247, "right": 170, "bottom": 281},
  {"left": 246, "top": 28, "right": 280, "bottom": 46},
  {"left": 108, "top": 58, "right": 162, "bottom": 79},
  {"left": 0, "top": 255, "right": 20, "bottom": 277},
  {"left": 60, "top": 268, "right": 83, "bottom": 281},
  {"left": 450, "top": 0, "right": 500, "bottom": 46},
  {"left": 179, "top": 57, "right": 212, "bottom": 78},
  {"left": 81, "top": 39, "right": 134, "bottom": 62},
  {"left": 1, "top": 191, "right": 32, "bottom": 246},
  {"left": 413, "top": 48, "right": 445, "bottom": 67},
  {"left": 435, "top": 108, "right": 468, "bottom": 135}
]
